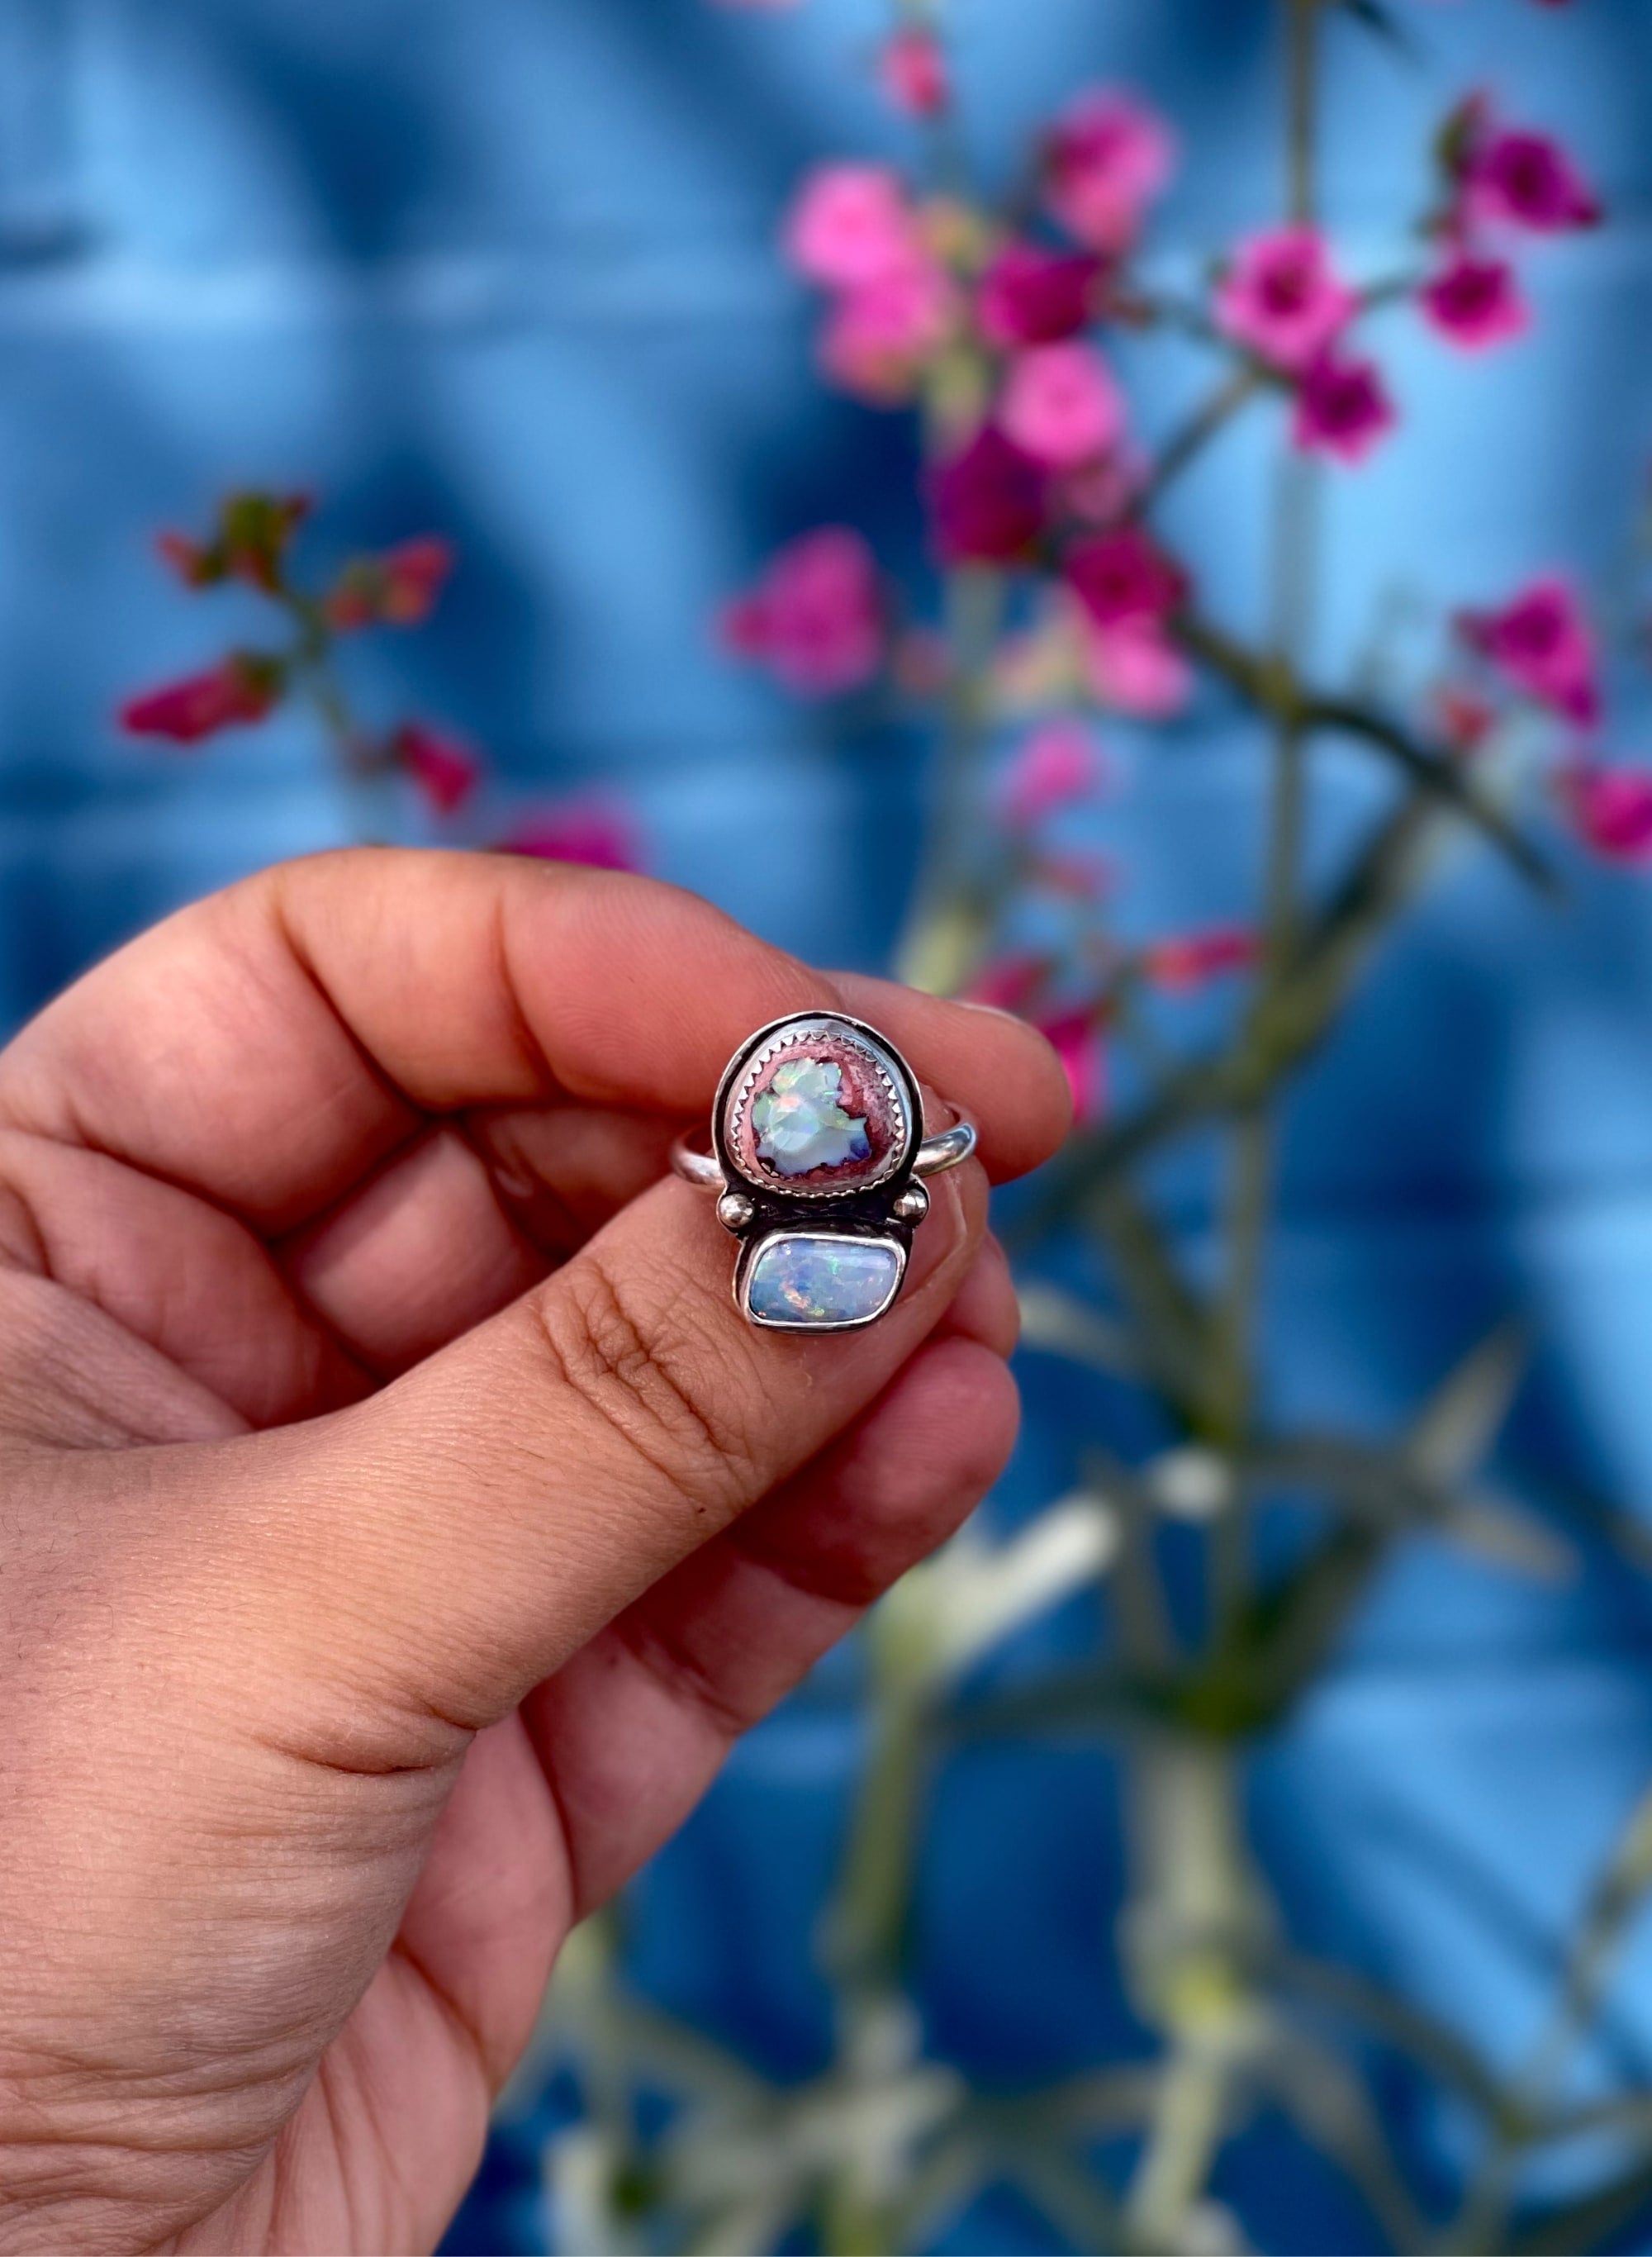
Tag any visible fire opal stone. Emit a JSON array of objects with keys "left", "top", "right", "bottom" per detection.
[{"left": 746, "top": 1235, "right": 903, "bottom": 1328}]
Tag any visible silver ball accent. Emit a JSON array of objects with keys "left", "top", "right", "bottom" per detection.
[
  {"left": 717, "top": 1190, "right": 756, "bottom": 1233},
  {"left": 893, "top": 1181, "right": 931, "bottom": 1224}
]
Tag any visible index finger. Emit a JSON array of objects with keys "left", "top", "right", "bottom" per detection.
[{"left": 0, "top": 849, "right": 1071, "bottom": 1238}]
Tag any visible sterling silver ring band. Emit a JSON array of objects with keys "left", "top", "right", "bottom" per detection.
[{"left": 670, "top": 1114, "right": 977, "bottom": 1193}]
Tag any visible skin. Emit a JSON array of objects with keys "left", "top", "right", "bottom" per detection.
[{"left": 0, "top": 850, "right": 1070, "bottom": 2255}]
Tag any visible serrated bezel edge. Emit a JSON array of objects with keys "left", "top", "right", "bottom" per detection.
[{"left": 722, "top": 1020, "right": 912, "bottom": 1200}]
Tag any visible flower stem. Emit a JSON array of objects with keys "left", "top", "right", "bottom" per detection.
[
  {"left": 1140, "top": 364, "right": 1269, "bottom": 516},
  {"left": 1286, "top": 0, "right": 1323, "bottom": 227},
  {"left": 893, "top": 564, "right": 1005, "bottom": 995},
  {"left": 1122, "top": 1734, "right": 1269, "bottom": 2247},
  {"left": 272, "top": 581, "right": 392, "bottom": 840}
]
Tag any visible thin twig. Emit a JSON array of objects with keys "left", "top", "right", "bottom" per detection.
[
  {"left": 1138, "top": 364, "right": 1269, "bottom": 511},
  {"left": 1177, "top": 609, "right": 1557, "bottom": 886}
]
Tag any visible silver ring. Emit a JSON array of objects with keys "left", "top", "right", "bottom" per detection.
[{"left": 672, "top": 1011, "right": 977, "bottom": 1333}]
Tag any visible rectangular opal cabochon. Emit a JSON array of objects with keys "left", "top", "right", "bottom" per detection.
[{"left": 740, "top": 1230, "right": 907, "bottom": 1331}]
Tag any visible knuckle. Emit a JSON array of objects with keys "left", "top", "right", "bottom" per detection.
[{"left": 531, "top": 1255, "right": 759, "bottom": 1517}]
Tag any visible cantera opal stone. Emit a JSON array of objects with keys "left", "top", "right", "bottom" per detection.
[
  {"left": 725, "top": 1019, "right": 910, "bottom": 1195},
  {"left": 745, "top": 1234, "right": 904, "bottom": 1328},
  {"left": 752, "top": 1057, "right": 871, "bottom": 1177}
]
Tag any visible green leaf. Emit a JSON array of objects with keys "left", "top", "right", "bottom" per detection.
[
  {"left": 1214, "top": 1522, "right": 1386, "bottom": 1728},
  {"left": 1438, "top": 1493, "right": 1574, "bottom": 1582},
  {"left": 1246, "top": 1433, "right": 1445, "bottom": 1529},
  {"left": 1407, "top": 1322, "right": 1527, "bottom": 1488}
]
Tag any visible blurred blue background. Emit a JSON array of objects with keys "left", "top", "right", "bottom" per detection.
[{"left": 7, "top": 2, "right": 1652, "bottom": 2248}]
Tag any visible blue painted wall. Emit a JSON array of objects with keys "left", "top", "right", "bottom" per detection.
[{"left": 7, "top": 3, "right": 1652, "bottom": 2249}]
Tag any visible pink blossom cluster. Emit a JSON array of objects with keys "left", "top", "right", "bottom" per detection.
[
  {"left": 1210, "top": 227, "right": 1393, "bottom": 463},
  {"left": 723, "top": 16, "right": 1645, "bottom": 1001},
  {"left": 1419, "top": 93, "right": 1599, "bottom": 354},
  {"left": 953, "top": 714, "right": 1265, "bottom": 1124},
  {"left": 962, "top": 907, "right": 1260, "bottom": 1127},
  {"left": 1458, "top": 577, "right": 1598, "bottom": 726},
  {"left": 121, "top": 499, "right": 481, "bottom": 818},
  {"left": 719, "top": 526, "right": 885, "bottom": 697},
  {"left": 783, "top": 165, "right": 957, "bottom": 406},
  {"left": 121, "top": 494, "right": 638, "bottom": 867},
  {"left": 779, "top": 80, "right": 1167, "bottom": 497},
  {"left": 1443, "top": 572, "right": 1652, "bottom": 869},
  {"left": 1041, "top": 89, "right": 1176, "bottom": 257},
  {"left": 773, "top": 86, "right": 1339, "bottom": 723},
  {"left": 1203, "top": 97, "right": 1597, "bottom": 463}
]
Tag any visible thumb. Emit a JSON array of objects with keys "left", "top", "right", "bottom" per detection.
[{"left": 172, "top": 1148, "right": 988, "bottom": 1758}]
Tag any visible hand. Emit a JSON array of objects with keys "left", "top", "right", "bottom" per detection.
[{"left": 0, "top": 851, "right": 1069, "bottom": 2253}]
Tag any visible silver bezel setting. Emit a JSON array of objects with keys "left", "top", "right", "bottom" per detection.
[
  {"left": 737, "top": 1228, "right": 909, "bottom": 1333},
  {"left": 715, "top": 1012, "right": 922, "bottom": 1202}
]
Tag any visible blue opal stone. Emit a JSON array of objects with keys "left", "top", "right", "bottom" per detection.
[{"left": 746, "top": 1235, "right": 904, "bottom": 1328}]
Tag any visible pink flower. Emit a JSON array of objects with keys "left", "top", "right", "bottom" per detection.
[
  {"left": 977, "top": 243, "right": 1103, "bottom": 348},
  {"left": 1458, "top": 577, "right": 1598, "bottom": 725},
  {"left": 819, "top": 256, "right": 953, "bottom": 403},
  {"left": 1420, "top": 256, "right": 1529, "bottom": 351},
  {"left": 1555, "top": 762, "right": 1652, "bottom": 865},
  {"left": 1468, "top": 125, "right": 1599, "bottom": 234},
  {"left": 327, "top": 536, "right": 454, "bottom": 630},
  {"left": 877, "top": 28, "right": 948, "bottom": 116},
  {"left": 1081, "top": 615, "right": 1193, "bottom": 718},
  {"left": 999, "top": 343, "right": 1124, "bottom": 469},
  {"left": 394, "top": 721, "right": 480, "bottom": 814},
  {"left": 999, "top": 720, "right": 1104, "bottom": 825},
  {"left": 784, "top": 165, "right": 919, "bottom": 288},
  {"left": 1291, "top": 352, "right": 1397, "bottom": 465},
  {"left": 501, "top": 798, "right": 640, "bottom": 872},
  {"left": 720, "top": 527, "right": 885, "bottom": 697},
  {"left": 928, "top": 425, "right": 1048, "bottom": 564},
  {"left": 376, "top": 537, "right": 453, "bottom": 625},
  {"left": 1037, "top": 1008, "right": 1107, "bottom": 1125},
  {"left": 1044, "top": 87, "right": 1175, "bottom": 253},
  {"left": 1142, "top": 924, "right": 1258, "bottom": 992},
  {"left": 1213, "top": 226, "right": 1359, "bottom": 373},
  {"left": 1062, "top": 447, "right": 1148, "bottom": 528},
  {"left": 1063, "top": 525, "right": 1187, "bottom": 629},
  {"left": 119, "top": 653, "right": 282, "bottom": 744}
]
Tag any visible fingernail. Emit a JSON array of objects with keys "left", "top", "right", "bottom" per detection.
[{"left": 956, "top": 998, "right": 1028, "bottom": 1027}]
